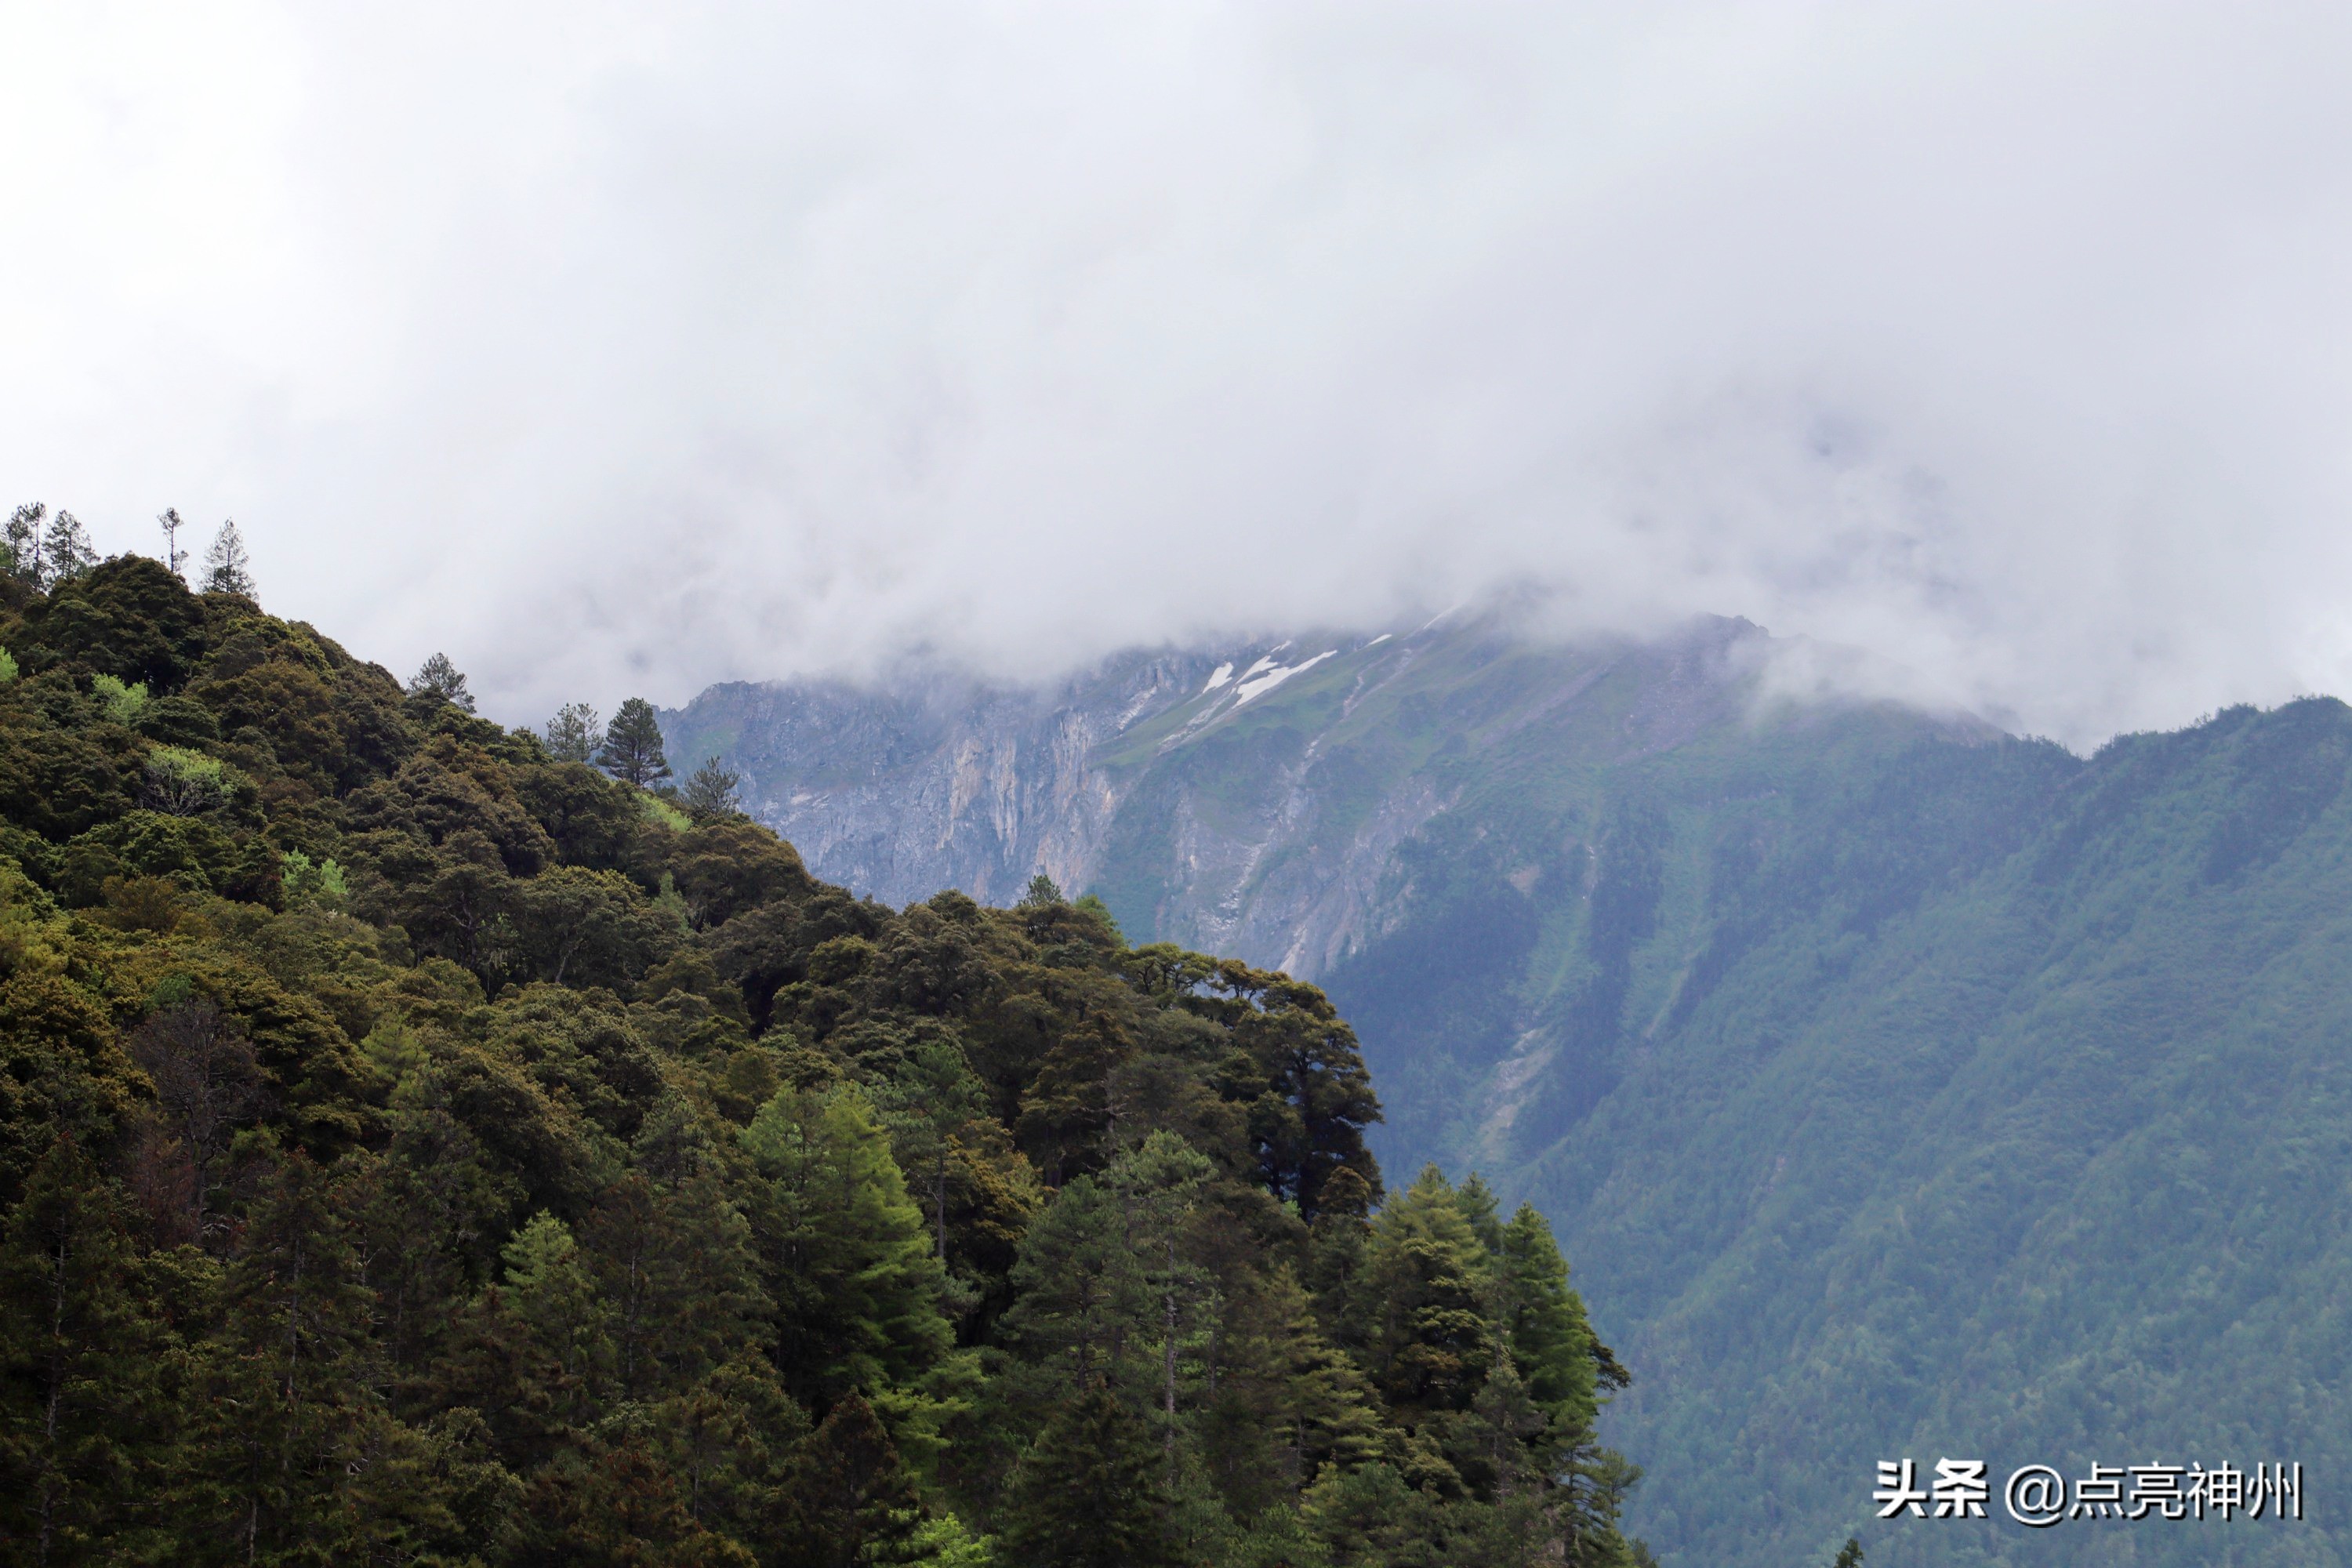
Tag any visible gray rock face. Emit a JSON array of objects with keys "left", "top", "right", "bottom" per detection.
[
  {"left": 663, "top": 641, "right": 1254, "bottom": 913},
  {"left": 660, "top": 612, "right": 1945, "bottom": 982}
]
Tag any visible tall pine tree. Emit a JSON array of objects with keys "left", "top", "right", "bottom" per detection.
[
  {"left": 1497, "top": 1202, "right": 1601, "bottom": 1473},
  {"left": 996, "top": 1174, "right": 1154, "bottom": 1406},
  {"left": 996, "top": 1386, "right": 1175, "bottom": 1568},
  {"left": 598, "top": 698, "right": 672, "bottom": 786},
  {"left": 407, "top": 652, "right": 476, "bottom": 711},
  {"left": 40, "top": 511, "right": 96, "bottom": 586},
  {"left": 200, "top": 519, "right": 254, "bottom": 597},
  {"left": 2, "top": 503, "right": 42, "bottom": 585},
  {"left": 543, "top": 702, "right": 604, "bottom": 764},
  {"left": 185, "top": 1152, "right": 381, "bottom": 1559},
  {"left": 581, "top": 1170, "right": 769, "bottom": 1402},
  {"left": 742, "top": 1085, "right": 952, "bottom": 1407},
  {"left": 1361, "top": 1166, "right": 1495, "bottom": 1420}
]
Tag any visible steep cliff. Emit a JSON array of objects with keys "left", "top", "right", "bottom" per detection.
[{"left": 663, "top": 642, "right": 1229, "bottom": 912}]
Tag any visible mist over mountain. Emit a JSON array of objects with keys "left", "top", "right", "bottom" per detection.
[
  {"left": 11, "top": 8, "right": 2352, "bottom": 747},
  {"left": 672, "top": 619, "right": 2352, "bottom": 1566},
  {"left": 662, "top": 612, "right": 1979, "bottom": 970}
]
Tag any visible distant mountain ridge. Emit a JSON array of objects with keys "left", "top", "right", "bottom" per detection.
[
  {"left": 671, "top": 621, "right": 2352, "bottom": 1568},
  {"left": 663, "top": 612, "right": 1969, "bottom": 978},
  {"left": 662, "top": 638, "right": 1229, "bottom": 913}
]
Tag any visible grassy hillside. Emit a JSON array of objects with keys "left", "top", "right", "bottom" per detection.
[{"left": 0, "top": 555, "right": 1642, "bottom": 1566}]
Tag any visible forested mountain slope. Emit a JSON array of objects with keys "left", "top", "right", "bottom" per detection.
[
  {"left": 0, "top": 552, "right": 1640, "bottom": 1566},
  {"left": 1480, "top": 699, "right": 2352, "bottom": 1568},
  {"left": 679, "top": 617, "right": 2352, "bottom": 1567}
]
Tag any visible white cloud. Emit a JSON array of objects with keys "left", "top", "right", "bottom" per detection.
[{"left": 2, "top": 1, "right": 2349, "bottom": 746}]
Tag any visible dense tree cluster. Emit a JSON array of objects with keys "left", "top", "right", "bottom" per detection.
[{"left": 0, "top": 548, "right": 1640, "bottom": 1564}]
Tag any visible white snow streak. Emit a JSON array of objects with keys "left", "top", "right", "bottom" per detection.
[{"left": 1234, "top": 649, "right": 1337, "bottom": 705}]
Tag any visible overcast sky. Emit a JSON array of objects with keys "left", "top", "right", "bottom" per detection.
[{"left": 3, "top": 2, "right": 2349, "bottom": 746}]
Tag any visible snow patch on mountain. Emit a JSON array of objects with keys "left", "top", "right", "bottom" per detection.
[{"left": 1236, "top": 650, "right": 1335, "bottom": 705}]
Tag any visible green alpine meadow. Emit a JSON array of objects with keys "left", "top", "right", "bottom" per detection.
[{"left": 0, "top": 546, "right": 1643, "bottom": 1563}]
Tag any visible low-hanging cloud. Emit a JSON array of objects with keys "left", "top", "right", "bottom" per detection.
[{"left": 3, "top": 2, "right": 2349, "bottom": 747}]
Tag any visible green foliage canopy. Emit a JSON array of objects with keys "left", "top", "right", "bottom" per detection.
[{"left": 0, "top": 556, "right": 1641, "bottom": 1565}]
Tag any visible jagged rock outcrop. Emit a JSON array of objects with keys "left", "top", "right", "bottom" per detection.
[{"left": 664, "top": 613, "right": 1965, "bottom": 981}]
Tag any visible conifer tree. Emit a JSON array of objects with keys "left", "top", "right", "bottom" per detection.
[
  {"left": 1497, "top": 1203, "right": 1602, "bottom": 1472},
  {"left": 408, "top": 652, "right": 476, "bottom": 711},
  {"left": 997, "top": 1174, "right": 1154, "bottom": 1403},
  {"left": 1306, "top": 1163, "right": 1377, "bottom": 1344},
  {"left": 1201, "top": 1261, "right": 1382, "bottom": 1511},
  {"left": 1831, "top": 1537, "right": 1864, "bottom": 1568},
  {"left": 1106, "top": 1132, "right": 1214, "bottom": 1471},
  {"left": 321, "top": 1406, "right": 520, "bottom": 1565},
  {"left": 336, "top": 1135, "right": 477, "bottom": 1386},
  {"left": 543, "top": 701, "right": 604, "bottom": 763},
  {"left": 3, "top": 502, "right": 42, "bottom": 584},
  {"left": 868, "top": 1034, "right": 1000, "bottom": 1269},
  {"left": 901, "top": 1511, "right": 995, "bottom": 1566},
  {"left": 743, "top": 1085, "right": 952, "bottom": 1405},
  {"left": 502, "top": 1212, "right": 615, "bottom": 1418},
  {"left": 199, "top": 518, "right": 253, "bottom": 597},
  {"left": 1362, "top": 1166, "right": 1495, "bottom": 1417},
  {"left": 514, "top": 1422, "right": 743, "bottom": 1567},
  {"left": 432, "top": 1269, "right": 590, "bottom": 1472},
  {"left": 681, "top": 757, "right": 744, "bottom": 820},
  {"left": 996, "top": 1385, "right": 1176, "bottom": 1568},
  {"left": 644, "top": 1354, "right": 808, "bottom": 1548},
  {"left": 1463, "top": 1351, "right": 1547, "bottom": 1499},
  {"left": 157, "top": 506, "right": 188, "bottom": 577},
  {"left": 1227, "top": 980, "right": 1382, "bottom": 1219},
  {"left": 581, "top": 1170, "right": 769, "bottom": 1402},
  {"left": 1455, "top": 1173, "right": 1506, "bottom": 1253},
  {"left": 599, "top": 697, "right": 672, "bottom": 786},
  {"left": 40, "top": 510, "right": 96, "bottom": 586},
  {"left": 189, "top": 1152, "right": 381, "bottom": 1558},
  {"left": 782, "top": 1393, "right": 924, "bottom": 1568}
]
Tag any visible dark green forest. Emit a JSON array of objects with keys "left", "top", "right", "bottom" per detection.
[{"left": 0, "top": 539, "right": 1642, "bottom": 1564}]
